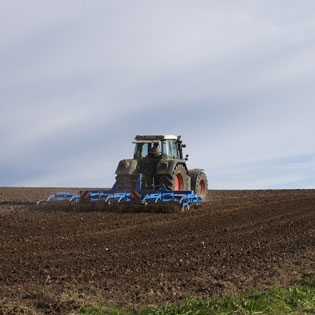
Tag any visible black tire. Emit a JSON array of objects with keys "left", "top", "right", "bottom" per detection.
[
  {"left": 115, "top": 174, "right": 138, "bottom": 191},
  {"left": 188, "top": 169, "right": 208, "bottom": 200},
  {"left": 158, "top": 164, "right": 190, "bottom": 191}
]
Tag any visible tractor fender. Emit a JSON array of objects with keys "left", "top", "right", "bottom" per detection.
[
  {"left": 155, "top": 160, "right": 187, "bottom": 175},
  {"left": 115, "top": 159, "right": 138, "bottom": 175}
]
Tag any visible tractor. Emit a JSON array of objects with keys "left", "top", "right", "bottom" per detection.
[
  {"left": 115, "top": 135, "right": 208, "bottom": 199},
  {"left": 37, "top": 134, "right": 208, "bottom": 211}
]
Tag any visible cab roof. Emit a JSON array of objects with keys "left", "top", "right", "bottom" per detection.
[{"left": 133, "top": 135, "right": 178, "bottom": 143}]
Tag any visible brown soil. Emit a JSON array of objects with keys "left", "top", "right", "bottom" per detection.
[{"left": 0, "top": 187, "right": 314, "bottom": 314}]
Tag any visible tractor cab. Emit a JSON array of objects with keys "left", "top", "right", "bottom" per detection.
[{"left": 133, "top": 135, "right": 184, "bottom": 160}]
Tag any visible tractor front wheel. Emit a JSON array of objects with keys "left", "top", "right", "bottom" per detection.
[{"left": 115, "top": 174, "right": 138, "bottom": 192}]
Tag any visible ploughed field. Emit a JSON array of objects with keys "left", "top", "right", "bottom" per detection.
[{"left": 0, "top": 187, "right": 314, "bottom": 314}]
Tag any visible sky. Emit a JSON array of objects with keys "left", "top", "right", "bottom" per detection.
[{"left": 1, "top": 0, "right": 315, "bottom": 189}]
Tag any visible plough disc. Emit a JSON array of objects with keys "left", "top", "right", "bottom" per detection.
[{"left": 35, "top": 201, "right": 185, "bottom": 213}]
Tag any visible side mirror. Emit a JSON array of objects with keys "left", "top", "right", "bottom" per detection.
[
  {"left": 185, "top": 154, "right": 189, "bottom": 161},
  {"left": 182, "top": 144, "right": 186, "bottom": 148}
]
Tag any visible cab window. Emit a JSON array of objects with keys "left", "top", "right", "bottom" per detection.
[
  {"left": 134, "top": 143, "right": 149, "bottom": 158},
  {"left": 134, "top": 142, "right": 161, "bottom": 158},
  {"left": 165, "top": 140, "right": 178, "bottom": 159}
]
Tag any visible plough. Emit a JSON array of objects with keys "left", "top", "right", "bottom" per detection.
[{"left": 38, "top": 174, "right": 203, "bottom": 211}]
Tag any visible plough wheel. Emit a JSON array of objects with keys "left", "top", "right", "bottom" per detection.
[{"left": 158, "top": 164, "right": 190, "bottom": 191}]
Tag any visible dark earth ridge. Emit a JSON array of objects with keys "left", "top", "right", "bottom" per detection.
[{"left": 0, "top": 187, "right": 314, "bottom": 314}]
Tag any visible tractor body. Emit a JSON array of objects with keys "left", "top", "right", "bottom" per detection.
[{"left": 115, "top": 135, "right": 208, "bottom": 198}]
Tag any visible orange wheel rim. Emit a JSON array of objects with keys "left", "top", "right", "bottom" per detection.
[
  {"left": 199, "top": 180, "right": 205, "bottom": 197},
  {"left": 175, "top": 173, "right": 184, "bottom": 190}
]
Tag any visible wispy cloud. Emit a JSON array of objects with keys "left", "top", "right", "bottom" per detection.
[
  {"left": 209, "top": 154, "right": 315, "bottom": 189},
  {"left": 1, "top": 1, "right": 315, "bottom": 188}
]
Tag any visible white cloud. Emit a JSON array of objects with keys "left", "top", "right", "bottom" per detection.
[{"left": 1, "top": 0, "right": 315, "bottom": 188}]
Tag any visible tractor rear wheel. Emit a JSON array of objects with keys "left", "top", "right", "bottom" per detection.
[
  {"left": 158, "top": 164, "right": 190, "bottom": 191},
  {"left": 188, "top": 169, "right": 208, "bottom": 200},
  {"left": 115, "top": 174, "right": 138, "bottom": 191}
]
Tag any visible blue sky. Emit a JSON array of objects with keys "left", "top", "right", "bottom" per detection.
[{"left": 1, "top": 0, "right": 315, "bottom": 189}]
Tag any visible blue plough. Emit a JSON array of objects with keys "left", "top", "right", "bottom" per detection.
[{"left": 40, "top": 174, "right": 202, "bottom": 210}]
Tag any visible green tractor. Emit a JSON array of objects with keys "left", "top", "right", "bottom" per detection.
[{"left": 115, "top": 135, "right": 208, "bottom": 199}]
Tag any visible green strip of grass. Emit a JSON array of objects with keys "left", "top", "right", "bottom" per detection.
[{"left": 81, "top": 279, "right": 315, "bottom": 315}]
